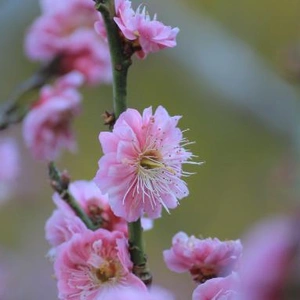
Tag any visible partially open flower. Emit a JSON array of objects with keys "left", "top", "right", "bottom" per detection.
[{"left": 163, "top": 232, "right": 242, "bottom": 283}]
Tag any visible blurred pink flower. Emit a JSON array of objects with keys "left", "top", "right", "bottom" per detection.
[
  {"left": 23, "top": 72, "right": 83, "bottom": 161},
  {"left": 192, "top": 272, "right": 239, "bottom": 300},
  {"left": 112, "top": 0, "right": 179, "bottom": 58},
  {"left": 104, "top": 285, "right": 174, "bottom": 300},
  {"left": 163, "top": 232, "right": 242, "bottom": 282},
  {"left": 94, "top": 106, "right": 194, "bottom": 222},
  {"left": 25, "top": 0, "right": 111, "bottom": 85},
  {"left": 54, "top": 229, "right": 146, "bottom": 299},
  {"left": 239, "top": 216, "right": 297, "bottom": 300}
]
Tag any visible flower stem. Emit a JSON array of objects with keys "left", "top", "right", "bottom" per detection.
[
  {"left": 95, "top": 0, "right": 132, "bottom": 118},
  {"left": 48, "top": 162, "right": 96, "bottom": 230},
  {"left": 128, "top": 219, "right": 152, "bottom": 285},
  {"left": 95, "top": 0, "right": 152, "bottom": 285}
]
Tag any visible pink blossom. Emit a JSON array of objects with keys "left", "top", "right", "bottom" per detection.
[
  {"left": 23, "top": 72, "right": 82, "bottom": 161},
  {"left": 45, "top": 209, "right": 88, "bottom": 260},
  {"left": 163, "top": 232, "right": 242, "bottom": 282},
  {"left": 238, "top": 216, "right": 297, "bottom": 300},
  {"left": 60, "top": 180, "right": 128, "bottom": 233},
  {"left": 46, "top": 180, "right": 128, "bottom": 253},
  {"left": 54, "top": 229, "right": 146, "bottom": 299},
  {"left": 25, "top": 0, "right": 111, "bottom": 85},
  {"left": 113, "top": 0, "right": 179, "bottom": 58},
  {"left": 94, "top": 106, "right": 194, "bottom": 222},
  {"left": 192, "top": 273, "right": 239, "bottom": 300},
  {"left": 46, "top": 180, "right": 154, "bottom": 258}
]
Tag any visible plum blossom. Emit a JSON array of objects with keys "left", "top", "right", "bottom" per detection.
[
  {"left": 45, "top": 209, "right": 88, "bottom": 260},
  {"left": 163, "top": 232, "right": 242, "bottom": 283},
  {"left": 96, "top": 0, "right": 179, "bottom": 59},
  {"left": 238, "top": 216, "right": 297, "bottom": 300},
  {"left": 63, "top": 180, "right": 128, "bottom": 233},
  {"left": 94, "top": 106, "right": 194, "bottom": 222},
  {"left": 46, "top": 180, "right": 128, "bottom": 256},
  {"left": 46, "top": 180, "right": 154, "bottom": 259},
  {"left": 25, "top": 0, "right": 111, "bottom": 85},
  {"left": 192, "top": 273, "right": 239, "bottom": 300},
  {"left": 54, "top": 229, "right": 146, "bottom": 299},
  {"left": 23, "top": 72, "right": 83, "bottom": 161}
]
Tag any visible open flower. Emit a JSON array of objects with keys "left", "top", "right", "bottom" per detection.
[
  {"left": 54, "top": 229, "right": 146, "bottom": 299},
  {"left": 23, "top": 72, "right": 83, "bottom": 161},
  {"left": 25, "top": 0, "right": 111, "bottom": 85},
  {"left": 163, "top": 232, "right": 242, "bottom": 283},
  {"left": 95, "top": 106, "right": 194, "bottom": 222}
]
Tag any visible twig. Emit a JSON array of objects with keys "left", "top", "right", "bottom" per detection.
[
  {"left": 0, "top": 56, "right": 61, "bottom": 130},
  {"left": 48, "top": 162, "right": 96, "bottom": 230}
]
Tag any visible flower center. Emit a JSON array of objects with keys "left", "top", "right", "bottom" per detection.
[
  {"left": 140, "top": 149, "right": 163, "bottom": 170},
  {"left": 190, "top": 266, "right": 218, "bottom": 283},
  {"left": 94, "top": 260, "right": 118, "bottom": 283}
]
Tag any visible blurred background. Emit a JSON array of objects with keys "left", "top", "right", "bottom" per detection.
[{"left": 0, "top": 0, "right": 300, "bottom": 299}]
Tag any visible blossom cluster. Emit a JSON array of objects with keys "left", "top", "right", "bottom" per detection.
[
  {"left": 163, "top": 216, "right": 300, "bottom": 300},
  {"left": 43, "top": 104, "right": 193, "bottom": 298},
  {"left": 21, "top": 0, "right": 179, "bottom": 162},
  {"left": 45, "top": 179, "right": 157, "bottom": 298},
  {"left": 22, "top": 0, "right": 111, "bottom": 161},
  {"left": 25, "top": 0, "right": 111, "bottom": 85}
]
